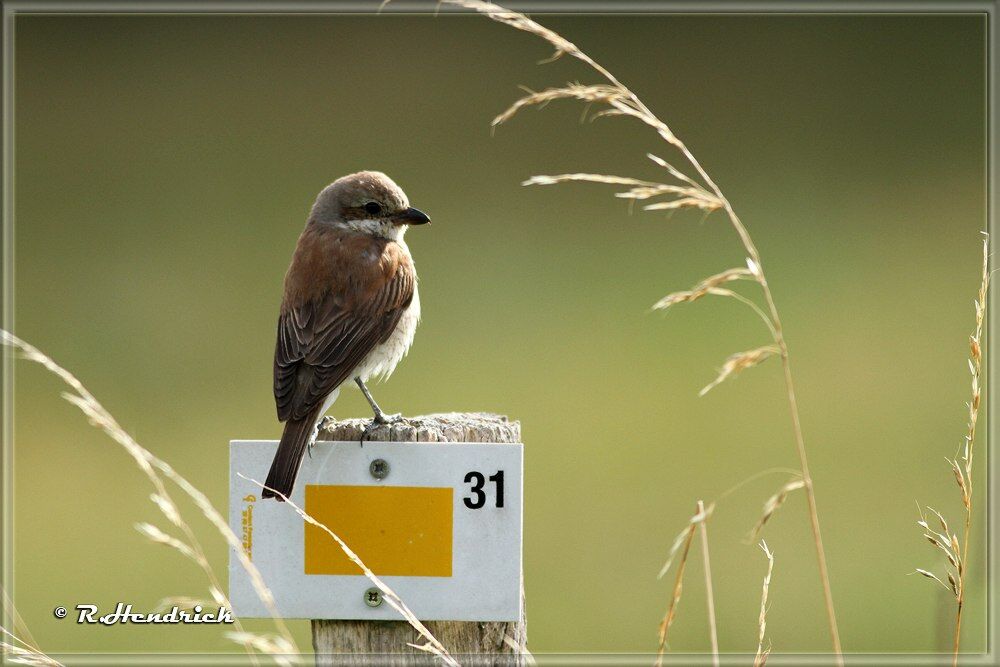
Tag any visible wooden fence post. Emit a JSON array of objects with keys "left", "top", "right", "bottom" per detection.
[{"left": 311, "top": 412, "right": 527, "bottom": 666}]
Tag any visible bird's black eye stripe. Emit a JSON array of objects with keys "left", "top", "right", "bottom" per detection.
[{"left": 364, "top": 202, "right": 382, "bottom": 216}]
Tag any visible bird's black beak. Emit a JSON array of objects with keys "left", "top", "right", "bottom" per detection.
[{"left": 394, "top": 207, "right": 431, "bottom": 225}]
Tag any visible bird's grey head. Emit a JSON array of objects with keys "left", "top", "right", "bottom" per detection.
[{"left": 308, "top": 171, "right": 430, "bottom": 240}]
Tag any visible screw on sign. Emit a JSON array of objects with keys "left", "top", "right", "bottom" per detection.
[
  {"left": 369, "top": 459, "right": 390, "bottom": 480},
  {"left": 364, "top": 587, "right": 383, "bottom": 608}
]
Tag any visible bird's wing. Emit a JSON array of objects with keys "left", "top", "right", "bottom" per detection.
[{"left": 273, "top": 249, "right": 415, "bottom": 423}]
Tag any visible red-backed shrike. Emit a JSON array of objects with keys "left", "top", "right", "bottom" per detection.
[{"left": 262, "top": 171, "right": 429, "bottom": 501}]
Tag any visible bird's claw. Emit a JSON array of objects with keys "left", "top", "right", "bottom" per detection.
[
  {"left": 374, "top": 412, "right": 402, "bottom": 425},
  {"left": 360, "top": 413, "right": 403, "bottom": 444}
]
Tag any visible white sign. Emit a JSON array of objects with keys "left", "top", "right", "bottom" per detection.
[{"left": 229, "top": 440, "right": 523, "bottom": 621}]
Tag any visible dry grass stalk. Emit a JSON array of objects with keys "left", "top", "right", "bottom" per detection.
[
  {"left": 155, "top": 596, "right": 219, "bottom": 613},
  {"left": 651, "top": 285, "right": 732, "bottom": 312},
  {"left": 749, "top": 477, "right": 806, "bottom": 541},
  {"left": 523, "top": 173, "right": 720, "bottom": 211},
  {"left": 502, "top": 634, "right": 537, "bottom": 665},
  {"left": 700, "top": 346, "right": 780, "bottom": 397},
  {"left": 0, "top": 330, "right": 297, "bottom": 664},
  {"left": 225, "top": 633, "right": 296, "bottom": 666},
  {"left": 1, "top": 590, "right": 57, "bottom": 666},
  {"left": 494, "top": 83, "right": 625, "bottom": 125},
  {"left": 654, "top": 503, "right": 714, "bottom": 666},
  {"left": 696, "top": 500, "right": 720, "bottom": 667},
  {"left": 0, "top": 644, "right": 61, "bottom": 667},
  {"left": 911, "top": 567, "right": 951, "bottom": 592},
  {"left": 1, "top": 625, "right": 61, "bottom": 667},
  {"left": 655, "top": 509, "right": 699, "bottom": 667},
  {"left": 238, "top": 474, "right": 459, "bottom": 667},
  {"left": 694, "top": 267, "right": 754, "bottom": 290},
  {"left": 913, "top": 234, "right": 989, "bottom": 665},
  {"left": 653, "top": 263, "right": 779, "bottom": 343},
  {"left": 952, "top": 235, "right": 990, "bottom": 663},
  {"left": 657, "top": 502, "right": 714, "bottom": 579},
  {"left": 5, "top": 330, "right": 450, "bottom": 664},
  {"left": 433, "top": 2, "right": 843, "bottom": 656},
  {"left": 2, "top": 588, "right": 38, "bottom": 657},
  {"left": 754, "top": 541, "right": 775, "bottom": 667},
  {"left": 651, "top": 266, "right": 754, "bottom": 311}
]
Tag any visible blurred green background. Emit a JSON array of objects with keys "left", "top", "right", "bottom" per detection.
[{"left": 10, "top": 10, "right": 986, "bottom": 659}]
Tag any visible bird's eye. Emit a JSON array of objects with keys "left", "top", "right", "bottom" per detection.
[{"left": 364, "top": 202, "right": 382, "bottom": 216}]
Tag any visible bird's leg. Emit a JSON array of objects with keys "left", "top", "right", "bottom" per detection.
[
  {"left": 356, "top": 377, "right": 401, "bottom": 442},
  {"left": 355, "top": 377, "right": 401, "bottom": 423}
]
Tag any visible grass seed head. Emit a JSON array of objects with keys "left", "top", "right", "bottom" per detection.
[{"left": 701, "top": 346, "right": 780, "bottom": 396}]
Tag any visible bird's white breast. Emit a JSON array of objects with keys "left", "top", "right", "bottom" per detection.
[
  {"left": 351, "top": 240, "right": 420, "bottom": 384},
  {"left": 359, "top": 285, "right": 420, "bottom": 383}
]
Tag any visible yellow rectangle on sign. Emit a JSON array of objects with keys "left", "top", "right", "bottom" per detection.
[{"left": 304, "top": 485, "right": 453, "bottom": 577}]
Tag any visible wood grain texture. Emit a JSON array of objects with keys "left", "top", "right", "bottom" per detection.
[{"left": 311, "top": 413, "right": 527, "bottom": 666}]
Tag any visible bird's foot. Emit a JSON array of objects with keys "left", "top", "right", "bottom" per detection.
[
  {"left": 360, "top": 413, "right": 403, "bottom": 444},
  {"left": 374, "top": 412, "right": 402, "bottom": 425}
]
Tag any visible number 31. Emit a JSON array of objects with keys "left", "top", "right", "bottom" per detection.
[{"left": 463, "top": 470, "right": 504, "bottom": 509}]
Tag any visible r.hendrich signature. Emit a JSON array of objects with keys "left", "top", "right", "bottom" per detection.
[{"left": 56, "top": 603, "right": 234, "bottom": 625}]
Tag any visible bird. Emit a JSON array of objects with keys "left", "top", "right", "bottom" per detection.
[{"left": 262, "top": 171, "right": 430, "bottom": 501}]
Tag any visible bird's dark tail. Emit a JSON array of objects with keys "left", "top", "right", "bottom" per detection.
[{"left": 262, "top": 409, "right": 321, "bottom": 501}]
